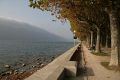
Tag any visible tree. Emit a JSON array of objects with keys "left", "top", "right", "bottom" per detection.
[
  {"left": 104, "top": 0, "right": 120, "bottom": 66},
  {"left": 28, "top": 0, "right": 120, "bottom": 66}
]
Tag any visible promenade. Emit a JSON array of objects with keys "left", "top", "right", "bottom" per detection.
[
  {"left": 25, "top": 44, "right": 120, "bottom": 80},
  {"left": 69, "top": 45, "right": 120, "bottom": 80}
]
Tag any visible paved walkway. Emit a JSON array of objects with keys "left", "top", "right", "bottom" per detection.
[{"left": 70, "top": 46, "right": 120, "bottom": 80}]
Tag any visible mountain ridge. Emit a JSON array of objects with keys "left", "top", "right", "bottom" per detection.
[{"left": 0, "top": 18, "right": 68, "bottom": 42}]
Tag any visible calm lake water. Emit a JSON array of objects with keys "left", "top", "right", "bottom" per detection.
[{"left": 0, "top": 40, "right": 73, "bottom": 73}]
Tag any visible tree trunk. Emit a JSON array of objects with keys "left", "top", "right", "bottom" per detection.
[
  {"left": 95, "top": 27, "right": 101, "bottom": 53},
  {"left": 86, "top": 35, "right": 90, "bottom": 47},
  {"left": 90, "top": 31, "right": 93, "bottom": 47},
  {"left": 106, "top": 35, "right": 108, "bottom": 48},
  {"left": 109, "top": 10, "right": 119, "bottom": 66}
]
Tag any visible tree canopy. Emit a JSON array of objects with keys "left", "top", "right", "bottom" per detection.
[{"left": 29, "top": 0, "right": 120, "bottom": 66}]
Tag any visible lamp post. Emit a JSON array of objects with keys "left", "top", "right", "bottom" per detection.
[{"left": 73, "top": 30, "right": 77, "bottom": 46}]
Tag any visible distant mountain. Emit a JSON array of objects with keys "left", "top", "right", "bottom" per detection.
[{"left": 0, "top": 18, "right": 67, "bottom": 42}]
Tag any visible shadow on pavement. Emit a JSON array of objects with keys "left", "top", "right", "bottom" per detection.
[{"left": 63, "top": 66, "right": 95, "bottom": 80}]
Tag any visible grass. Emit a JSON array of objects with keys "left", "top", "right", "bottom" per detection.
[
  {"left": 101, "top": 62, "right": 120, "bottom": 72},
  {"left": 92, "top": 52, "right": 110, "bottom": 56}
]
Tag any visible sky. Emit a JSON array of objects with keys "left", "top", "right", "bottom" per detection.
[{"left": 0, "top": 0, "right": 74, "bottom": 41}]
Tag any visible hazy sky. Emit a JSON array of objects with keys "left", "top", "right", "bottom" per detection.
[{"left": 0, "top": 0, "right": 73, "bottom": 40}]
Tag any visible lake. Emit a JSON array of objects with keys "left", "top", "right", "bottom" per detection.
[{"left": 0, "top": 40, "right": 73, "bottom": 73}]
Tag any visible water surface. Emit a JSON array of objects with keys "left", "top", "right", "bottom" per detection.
[{"left": 0, "top": 40, "right": 73, "bottom": 73}]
